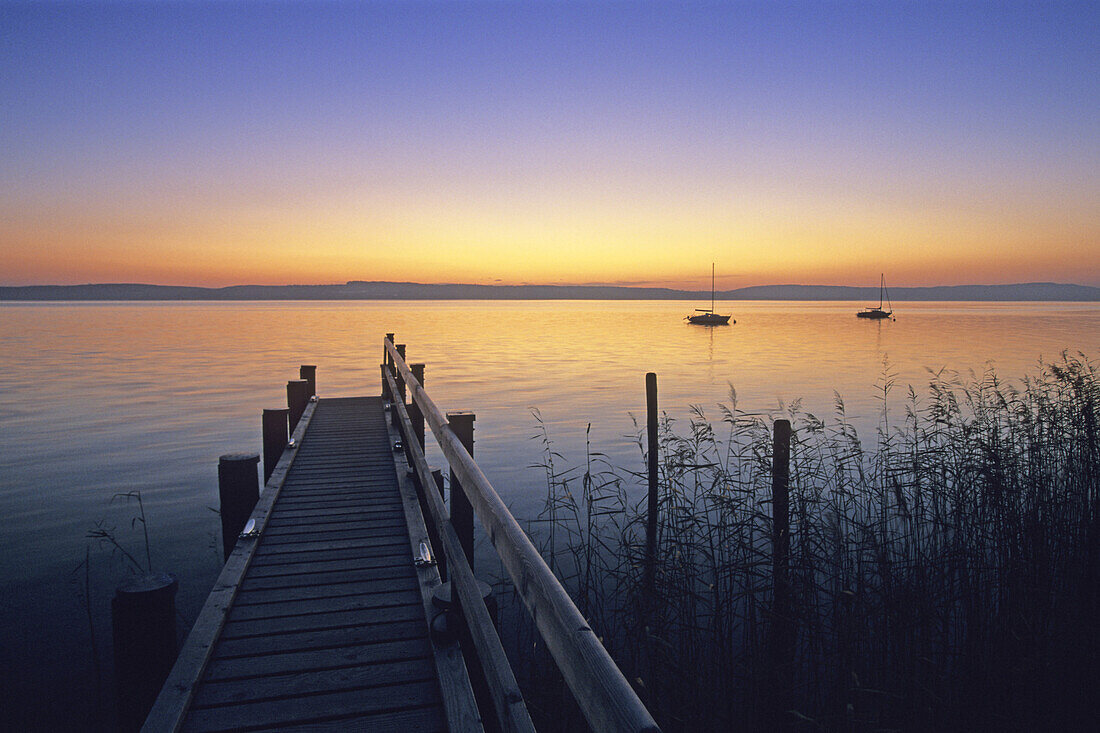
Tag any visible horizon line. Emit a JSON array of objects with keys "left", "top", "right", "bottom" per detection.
[{"left": 3, "top": 279, "right": 1099, "bottom": 290}]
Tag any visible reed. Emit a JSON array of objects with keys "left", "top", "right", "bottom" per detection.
[{"left": 517, "top": 352, "right": 1100, "bottom": 732}]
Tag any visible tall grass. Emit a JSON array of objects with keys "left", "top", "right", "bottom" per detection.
[{"left": 519, "top": 353, "right": 1100, "bottom": 732}]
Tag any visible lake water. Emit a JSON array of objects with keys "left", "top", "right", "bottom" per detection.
[{"left": 1, "top": 299, "right": 1097, "bottom": 729}]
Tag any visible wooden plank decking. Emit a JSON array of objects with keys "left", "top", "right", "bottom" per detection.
[{"left": 165, "top": 396, "right": 472, "bottom": 732}]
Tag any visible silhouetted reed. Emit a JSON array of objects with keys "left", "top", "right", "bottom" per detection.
[{"left": 518, "top": 352, "right": 1100, "bottom": 732}]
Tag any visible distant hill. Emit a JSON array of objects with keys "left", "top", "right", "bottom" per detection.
[{"left": 1, "top": 281, "right": 1098, "bottom": 301}]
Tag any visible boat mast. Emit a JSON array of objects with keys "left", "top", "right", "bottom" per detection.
[
  {"left": 879, "top": 273, "right": 885, "bottom": 309},
  {"left": 711, "top": 263, "right": 715, "bottom": 312}
]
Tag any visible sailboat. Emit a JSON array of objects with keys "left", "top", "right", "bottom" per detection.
[
  {"left": 686, "top": 263, "right": 732, "bottom": 325},
  {"left": 857, "top": 274, "right": 894, "bottom": 319}
]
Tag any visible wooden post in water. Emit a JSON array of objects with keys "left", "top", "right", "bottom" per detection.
[
  {"left": 299, "top": 364, "right": 316, "bottom": 397},
  {"left": 768, "top": 418, "right": 794, "bottom": 732},
  {"left": 287, "top": 379, "right": 310, "bottom": 432},
  {"left": 448, "top": 412, "right": 476, "bottom": 569},
  {"left": 644, "top": 372, "right": 660, "bottom": 605},
  {"left": 261, "top": 408, "right": 289, "bottom": 484},
  {"left": 112, "top": 572, "right": 178, "bottom": 733},
  {"left": 218, "top": 452, "right": 260, "bottom": 561}
]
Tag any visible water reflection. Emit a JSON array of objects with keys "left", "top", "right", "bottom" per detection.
[{"left": 0, "top": 299, "right": 1096, "bottom": 726}]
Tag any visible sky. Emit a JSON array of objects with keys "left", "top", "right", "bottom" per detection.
[{"left": 1, "top": 1, "right": 1098, "bottom": 289}]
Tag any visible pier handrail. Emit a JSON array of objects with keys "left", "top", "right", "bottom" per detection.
[
  {"left": 384, "top": 338, "right": 660, "bottom": 733},
  {"left": 383, "top": 369, "right": 534, "bottom": 733}
]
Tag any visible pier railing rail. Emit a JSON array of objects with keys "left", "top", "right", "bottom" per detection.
[{"left": 382, "top": 336, "right": 660, "bottom": 733}]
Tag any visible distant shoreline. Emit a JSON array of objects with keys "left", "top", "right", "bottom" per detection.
[{"left": 1, "top": 281, "right": 1098, "bottom": 302}]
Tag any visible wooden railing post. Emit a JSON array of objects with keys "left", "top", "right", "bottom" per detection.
[
  {"left": 287, "top": 379, "right": 310, "bottom": 432},
  {"left": 218, "top": 452, "right": 260, "bottom": 561},
  {"left": 410, "top": 363, "right": 426, "bottom": 450},
  {"left": 299, "top": 365, "right": 316, "bottom": 397},
  {"left": 768, "top": 418, "right": 794, "bottom": 732},
  {"left": 382, "top": 333, "right": 394, "bottom": 397},
  {"left": 391, "top": 345, "right": 407, "bottom": 429},
  {"left": 448, "top": 412, "right": 476, "bottom": 569},
  {"left": 644, "top": 372, "right": 659, "bottom": 607},
  {"left": 432, "top": 467, "right": 447, "bottom": 582},
  {"left": 395, "top": 344, "right": 407, "bottom": 403},
  {"left": 261, "top": 408, "right": 289, "bottom": 484}
]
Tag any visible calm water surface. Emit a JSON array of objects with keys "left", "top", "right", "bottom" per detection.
[{"left": 1, "top": 299, "right": 1097, "bottom": 728}]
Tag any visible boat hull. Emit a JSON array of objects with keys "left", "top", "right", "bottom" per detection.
[
  {"left": 687, "top": 313, "right": 732, "bottom": 325},
  {"left": 856, "top": 309, "right": 892, "bottom": 319}
]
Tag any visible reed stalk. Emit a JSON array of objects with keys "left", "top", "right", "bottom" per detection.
[{"left": 516, "top": 352, "right": 1100, "bottom": 732}]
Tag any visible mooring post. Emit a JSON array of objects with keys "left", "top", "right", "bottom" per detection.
[
  {"left": 385, "top": 333, "right": 394, "bottom": 368},
  {"left": 262, "top": 408, "right": 289, "bottom": 484},
  {"left": 218, "top": 452, "right": 260, "bottom": 561},
  {"left": 448, "top": 412, "right": 476, "bottom": 569},
  {"left": 287, "top": 379, "right": 310, "bottom": 432},
  {"left": 299, "top": 364, "right": 317, "bottom": 397},
  {"left": 410, "top": 363, "right": 426, "bottom": 450},
  {"left": 644, "top": 372, "right": 659, "bottom": 605},
  {"left": 112, "top": 572, "right": 178, "bottom": 733},
  {"left": 769, "top": 418, "right": 794, "bottom": 732}
]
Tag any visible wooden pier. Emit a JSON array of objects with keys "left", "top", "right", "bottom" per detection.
[{"left": 144, "top": 338, "right": 659, "bottom": 732}]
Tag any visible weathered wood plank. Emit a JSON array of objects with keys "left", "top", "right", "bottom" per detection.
[
  {"left": 216, "top": 618, "right": 425, "bottom": 657},
  {"left": 203, "top": 638, "right": 435, "bottom": 680},
  {"left": 269, "top": 503, "right": 404, "bottom": 518},
  {"left": 246, "top": 552, "right": 408, "bottom": 576},
  {"left": 219, "top": 604, "right": 424, "bottom": 639},
  {"left": 194, "top": 657, "right": 438, "bottom": 707},
  {"left": 233, "top": 576, "right": 419, "bottom": 605},
  {"left": 263, "top": 511, "right": 408, "bottom": 527},
  {"left": 227, "top": 588, "right": 421, "bottom": 620},
  {"left": 276, "top": 480, "right": 400, "bottom": 492},
  {"left": 275, "top": 705, "right": 447, "bottom": 732},
  {"left": 239, "top": 565, "right": 414, "bottom": 592},
  {"left": 248, "top": 543, "right": 408, "bottom": 564},
  {"left": 263, "top": 513, "right": 409, "bottom": 530},
  {"left": 269, "top": 500, "right": 393, "bottom": 513},
  {"left": 254, "top": 532, "right": 410, "bottom": 552},
  {"left": 183, "top": 680, "right": 442, "bottom": 732}
]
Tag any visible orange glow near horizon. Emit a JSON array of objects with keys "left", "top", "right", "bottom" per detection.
[{"left": 4, "top": 185, "right": 1097, "bottom": 289}]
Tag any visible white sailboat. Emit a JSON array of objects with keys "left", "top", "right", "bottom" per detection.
[
  {"left": 857, "top": 274, "right": 894, "bottom": 319},
  {"left": 686, "top": 264, "right": 732, "bottom": 325}
]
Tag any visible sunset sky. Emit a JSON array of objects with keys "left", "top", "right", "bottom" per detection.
[{"left": 2, "top": 1, "right": 1097, "bottom": 289}]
